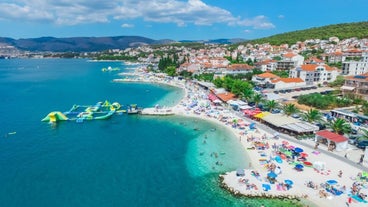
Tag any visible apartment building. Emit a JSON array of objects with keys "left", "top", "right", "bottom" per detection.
[
  {"left": 289, "top": 64, "right": 339, "bottom": 85},
  {"left": 341, "top": 73, "right": 368, "bottom": 100},
  {"left": 341, "top": 52, "right": 368, "bottom": 75}
]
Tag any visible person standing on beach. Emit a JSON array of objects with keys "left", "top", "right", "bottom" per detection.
[
  {"left": 338, "top": 170, "right": 343, "bottom": 178},
  {"left": 358, "top": 154, "right": 364, "bottom": 165}
]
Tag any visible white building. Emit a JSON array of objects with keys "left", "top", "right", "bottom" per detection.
[
  {"left": 270, "top": 77, "right": 305, "bottom": 89},
  {"left": 277, "top": 52, "right": 305, "bottom": 70},
  {"left": 341, "top": 52, "right": 368, "bottom": 75},
  {"left": 252, "top": 72, "right": 280, "bottom": 86},
  {"left": 290, "top": 64, "right": 339, "bottom": 85}
]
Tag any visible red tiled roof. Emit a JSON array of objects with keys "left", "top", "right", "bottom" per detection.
[
  {"left": 283, "top": 52, "right": 296, "bottom": 58},
  {"left": 227, "top": 64, "right": 254, "bottom": 70},
  {"left": 257, "top": 72, "right": 279, "bottom": 79},
  {"left": 315, "top": 130, "right": 348, "bottom": 143},
  {"left": 300, "top": 64, "right": 317, "bottom": 71},
  {"left": 300, "top": 64, "right": 334, "bottom": 71},
  {"left": 216, "top": 92, "right": 236, "bottom": 102}
]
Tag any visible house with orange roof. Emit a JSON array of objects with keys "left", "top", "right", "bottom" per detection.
[
  {"left": 178, "top": 63, "right": 201, "bottom": 73},
  {"left": 271, "top": 77, "right": 305, "bottom": 89},
  {"left": 327, "top": 51, "right": 343, "bottom": 63},
  {"left": 216, "top": 92, "right": 236, "bottom": 103},
  {"left": 222, "top": 64, "right": 255, "bottom": 75},
  {"left": 252, "top": 72, "right": 280, "bottom": 87},
  {"left": 277, "top": 52, "right": 304, "bottom": 70},
  {"left": 341, "top": 73, "right": 368, "bottom": 100},
  {"left": 290, "top": 64, "right": 339, "bottom": 85},
  {"left": 305, "top": 57, "right": 325, "bottom": 65},
  {"left": 255, "top": 59, "right": 277, "bottom": 71}
]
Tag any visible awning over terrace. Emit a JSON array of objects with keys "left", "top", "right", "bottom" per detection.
[
  {"left": 340, "top": 85, "right": 355, "bottom": 91},
  {"left": 208, "top": 93, "right": 219, "bottom": 102},
  {"left": 261, "top": 113, "right": 319, "bottom": 133}
]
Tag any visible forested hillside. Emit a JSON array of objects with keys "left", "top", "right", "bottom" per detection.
[{"left": 247, "top": 21, "right": 368, "bottom": 45}]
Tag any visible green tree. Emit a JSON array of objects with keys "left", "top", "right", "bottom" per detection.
[
  {"left": 357, "top": 128, "right": 368, "bottom": 141},
  {"left": 328, "top": 75, "right": 345, "bottom": 87},
  {"left": 165, "top": 66, "right": 177, "bottom": 77},
  {"left": 252, "top": 93, "right": 264, "bottom": 108},
  {"left": 282, "top": 103, "right": 299, "bottom": 116},
  {"left": 362, "top": 101, "right": 368, "bottom": 116},
  {"left": 265, "top": 100, "right": 278, "bottom": 112},
  {"left": 301, "top": 109, "right": 323, "bottom": 123},
  {"left": 329, "top": 118, "right": 351, "bottom": 135},
  {"left": 213, "top": 78, "right": 224, "bottom": 88},
  {"left": 241, "top": 88, "right": 254, "bottom": 102}
]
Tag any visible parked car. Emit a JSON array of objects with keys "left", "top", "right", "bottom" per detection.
[
  {"left": 315, "top": 123, "right": 326, "bottom": 130},
  {"left": 348, "top": 135, "right": 360, "bottom": 145},
  {"left": 271, "top": 109, "right": 281, "bottom": 114},
  {"left": 356, "top": 140, "right": 368, "bottom": 149},
  {"left": 273, "top": 90, "right": 279, "bottom": 94},
  {"left": 248, "top": 102, "right": 256, "bottom": 107},
  {"left": 291, "top": 114, "right": 300, "bottom": 119}
]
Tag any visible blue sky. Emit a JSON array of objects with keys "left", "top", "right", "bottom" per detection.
[{"left": 0, "top": 0, "right": 367, "bottom": 41}]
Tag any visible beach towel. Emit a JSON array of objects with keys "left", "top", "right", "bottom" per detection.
[
  {"left": 312, "top": 151, "right": 320, "bottom": 155},
  {"left": 276, "top": 184, "right": 281, "bottom": 191},
  {"left": 349, "top": 194, "right": 368, "bottom": 203}
]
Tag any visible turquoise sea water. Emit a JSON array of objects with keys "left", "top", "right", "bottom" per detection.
[{"left": 0, "top": 59, "right": 302, "bottom": 207}]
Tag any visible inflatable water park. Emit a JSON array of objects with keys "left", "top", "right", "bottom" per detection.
[{"left": 41, "top": 100, "right": 127, "bottom": 123}]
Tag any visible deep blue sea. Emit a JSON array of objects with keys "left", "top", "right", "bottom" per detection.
[{"left": 0, "top": 59, "right": 299, "bottom": 207}]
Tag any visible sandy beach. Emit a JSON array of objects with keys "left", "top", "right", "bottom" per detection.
[{"left": 122, "top": 71, "right": 368, "bottom": 207}]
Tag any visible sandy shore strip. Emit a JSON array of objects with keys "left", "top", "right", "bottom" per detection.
[{"left": 118, "top": 71, "right": 368, "bottom": 206}]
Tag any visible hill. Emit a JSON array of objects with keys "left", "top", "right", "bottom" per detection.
[
  {"left": 2, "top": 36, "right": 156, "bottom": 52},
  {"left": 247, "top": 21, "right": 368, "bottom": 45}
]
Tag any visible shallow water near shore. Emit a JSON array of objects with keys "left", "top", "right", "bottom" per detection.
[{"left": 0, "top": 59, "right": 306, "bottom": 207}]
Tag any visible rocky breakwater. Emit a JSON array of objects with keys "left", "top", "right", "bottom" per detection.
[{"left": 219, "top": 170, "right": 307, "bottom": 201}]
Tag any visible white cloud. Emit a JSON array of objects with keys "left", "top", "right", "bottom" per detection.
[
  {"left": 236, "top": 16, "right": 275, "bottom": 29},
  {"left": 121, "top": 23, "right": 134, "bottom": 28},
  {"left": 0, "top": 0, "right": 275, "bottom": 30},
  {"left": 278, "top": 15, "right": 285, "bottom": 19}
]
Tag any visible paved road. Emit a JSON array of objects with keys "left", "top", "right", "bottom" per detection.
[{"left": 234, "top": 110, "right": 368, "bottom": 172}]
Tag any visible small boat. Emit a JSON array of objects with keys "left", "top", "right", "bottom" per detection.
[
  {"left": 102, "top": 66, "right": 120, "bottom": 72},
  {"left": 127, "top": 104, "right": 142, "bottom": 114}
]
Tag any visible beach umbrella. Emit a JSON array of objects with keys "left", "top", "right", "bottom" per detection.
[
  {"left": 295, "top": 164, "right": 304, "bottom": 169},
  {"left": 294, "top": 147, "right": 303, "bottom": 153},
  {"left": 284, "top": 179, "right": 294, "bottom": 186},
  {"left": 267, "top": 171, "right": 277, "bottom": 178},
  {"left": 300, "top": 152, "right": 308, "bottom": 157},
  {"left": 284, "top": 151, "right": 292, "bottom": 157},
  {"left": 262, "top": 183, "right": 271, "bottom": 191},
  {"left": 362, "top": 171, "right": 368, "bottom": 178},
  {"left": 326, "top": 180, "right": 338, "bottom": 185},
  {"left": 288, "top": 145, "right": 295, "bottom": 150}
]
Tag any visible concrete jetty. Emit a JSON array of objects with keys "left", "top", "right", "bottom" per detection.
[{"left": 141, "top": 107, "right": 175, "bottom": 115}]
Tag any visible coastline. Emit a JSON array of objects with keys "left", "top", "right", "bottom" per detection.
[{"left": 119, "top": 70, "right": 366, "bottom": 207}]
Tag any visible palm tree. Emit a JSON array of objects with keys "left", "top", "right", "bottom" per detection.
[
  {"left": 329, "top": 118, "right": 351, "bottom": 135},
  {"left": 265, "top": 100, "right": 278, "bottom": 112},
  {"left": 302, "top": 109, "right": 323, "bottom": 123},
  {"left": 357, "top": 128, "right": 368, "bottom": 141},
  {"left": 252, "top": 93, "right": 264, "bottom": 108},
  {"left": 282, "top": 103, "right": 299, "bottom": 116},
  {"left": 241, "top": 88, "right": 254, "bottom": 102}
]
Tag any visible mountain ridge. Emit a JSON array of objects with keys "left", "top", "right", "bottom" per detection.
[{"left": 1, "top": 21, "right": 367, "bottom": 52}]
